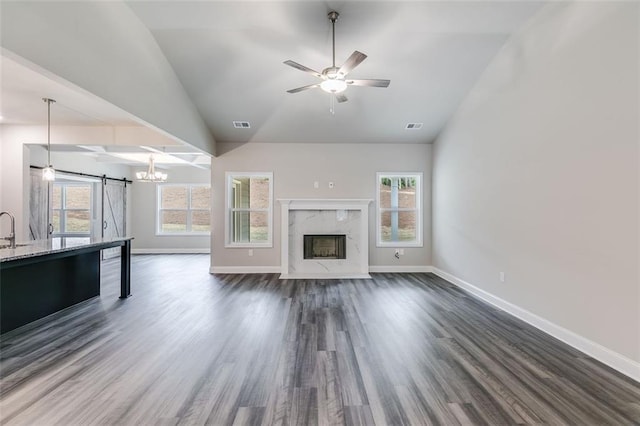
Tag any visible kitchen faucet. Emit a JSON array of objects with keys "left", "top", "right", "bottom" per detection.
[{"left": 0, "top": 211, "right": 16, "bottom": 249}]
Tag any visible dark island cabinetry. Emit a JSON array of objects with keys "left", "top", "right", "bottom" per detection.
[{"left": 0, "top": 237, "right": 132, "bottom": 333}]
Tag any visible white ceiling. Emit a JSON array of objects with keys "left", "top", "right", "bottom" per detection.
[
  {"left": 0, "top": 54, "right": 139, "bottom": 126},
  {"left": 127, "top": 1, "right": 544, "bottom": 144},
  {"left": 1, "top": 1, "right": 545, "bottom": 149}
]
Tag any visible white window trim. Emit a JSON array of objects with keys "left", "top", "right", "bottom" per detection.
[
  {"left": 376, "top": 172, "right": 423, "bottom": 248},
  {"left": 156, "top": 184, "right": 211, "bottom": 236},
  {"left": 52, "top": 182, "right": 93, "bottom": 237},
  {"left": 225, "top": 172, "right": 273, "bottom": 248}
]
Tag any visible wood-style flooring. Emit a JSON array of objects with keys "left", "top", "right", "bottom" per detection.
[{"left": 0, "top": 255, "right": 638, "bottom": 425}]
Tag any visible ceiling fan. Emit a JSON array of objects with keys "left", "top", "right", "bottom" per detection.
[{"left": 284, "top": 11, "right": 390, "bottom": 106}]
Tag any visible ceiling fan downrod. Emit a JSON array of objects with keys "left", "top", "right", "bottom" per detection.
[{"left": 328, "top": 11, "right": 339, "bottom": 68}]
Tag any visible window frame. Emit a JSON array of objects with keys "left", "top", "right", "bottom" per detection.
[
  {"left": 52, "top": 182, "right": 93, "bottom": 237},
  {"left": 224, "top": 171, "right": 273, "bottom": 248},
  {"left": 376, "top": 172, "right": 423, "bottom": 248},
  {"left": 156, "top": 183, "right": 211, "bottom": 236}
]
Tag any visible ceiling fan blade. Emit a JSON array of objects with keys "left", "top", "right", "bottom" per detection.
[
  {"left": 283, "top": 60, "right": 323, "bottom": 79},
  {"left": 338, "top": 51, "right": 367, "bottom": 76},
  {"left": 286, "top": 83, "right": 321, "bottom": 94},
  {"left": 346, "top": 79, "right": 391, "bottom": 88},
  {"left": 336, "top": 94, "right": 348, "bottom": 103}
]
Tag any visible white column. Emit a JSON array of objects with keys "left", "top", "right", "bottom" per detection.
[{"left": 279, "top": 200, "right": 291, "bottom": 276}]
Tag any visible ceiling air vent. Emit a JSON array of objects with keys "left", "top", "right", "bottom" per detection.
[
  {"left": 233, "top": 121, "right": 251, "bottom": 129},
  {"left": 405, "top": 123, "right": 423, "bottom": 130}
]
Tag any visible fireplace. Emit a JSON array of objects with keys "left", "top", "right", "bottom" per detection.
[
  {"left": 279, "top": 198, "right": 372, "bottom": 279},
  {"left": 304, "top": 235, "right": 346, "bottom": 259}
]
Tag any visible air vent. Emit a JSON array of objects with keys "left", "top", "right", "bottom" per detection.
[
  {"left": 233, "top": 121, "right": 251, "bottom": 129},
  {"left": 405, "top": 123, "right": 423, "bottom": 130}
]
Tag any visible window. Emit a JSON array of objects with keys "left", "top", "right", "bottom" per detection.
[
  {"left": 376, "top": 172, "right": 422, "bottom": 247},
  {"left": 225, "top": 172, "right": 273, "bottom": 247},
  {"left": 51, "top": 183, "right": 93, "bottom": 236},
  {"left": 157, "top": 184, "right": 211, "bottom": 235}
]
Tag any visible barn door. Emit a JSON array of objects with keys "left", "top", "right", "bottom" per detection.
[
  {"left": 102, "top": 179, "right": 127, "bottom": 259},
  {"left": 29, "top": 168, "right": 51, "bottom": 240}
]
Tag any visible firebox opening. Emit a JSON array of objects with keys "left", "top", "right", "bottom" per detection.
[{"left": 304, "top": 234, "right": 346, "bottom": 260}]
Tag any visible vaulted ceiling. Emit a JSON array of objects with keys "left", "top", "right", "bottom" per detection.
[{"left": 1, "top": 1, "right": 545, "bottom": 152}]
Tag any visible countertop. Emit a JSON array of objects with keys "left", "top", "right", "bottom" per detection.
[{"left": 0, "top": 236, "right": 133, "bottom": 263}]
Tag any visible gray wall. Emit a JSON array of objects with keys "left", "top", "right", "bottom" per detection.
[
  {"left": 211, "top": 143, "right": 432, "bottom": 270},
  {"left": 432, "top": 2, "right": 639, "bottom": 364},
  {"left": 131, "top": 166, "right": 211, "bottom": 252},
  {"left": 0, "top": 126, "right": 30, "bottom": 239}
]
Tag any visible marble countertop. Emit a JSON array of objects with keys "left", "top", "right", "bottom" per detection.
[{"left": 0, "top": 236, "right": 133, "bottom": 263}]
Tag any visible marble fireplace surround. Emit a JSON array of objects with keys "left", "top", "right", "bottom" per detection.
[{"left": 279, "top": 199, "right": 372, "bottom": 279}]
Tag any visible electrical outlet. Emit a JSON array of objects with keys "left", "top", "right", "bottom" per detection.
[
  {"left": 248, "top": 249, "right": 254, "bottom": 257},
  {"left": 314, "top": 181, "right": 319, "bottom": 189},
  {"left": 329, "top": 182, "right": 334, "bottom": 189},
  {"left": 399, "top": 248, "right": 405, "bottom": 256},
  {"left": 500, "top": 272, "right": 505, "bottom": 282}
]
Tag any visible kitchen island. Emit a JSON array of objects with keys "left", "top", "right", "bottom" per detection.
[{"left": 0, "top": 236, "right": 133, "bottom": 334}]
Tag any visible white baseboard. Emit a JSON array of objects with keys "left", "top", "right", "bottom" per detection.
[
  {"left": 209, "top": 266, "right": 281, "bottom": 274},
  {"left": 132, "top": 248, "right": 210, "bottom": 254},
  {"left": 432, "top": 267, "right": 640, "bottom": 383},
  {"left": 369, "top": 265, "right": 433, "bottom": 273},
  {"left": 210, "top": 266, "right": 432, "bottom": 275}
]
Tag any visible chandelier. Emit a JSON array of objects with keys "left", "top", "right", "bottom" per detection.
[{"left": 136, "top": 156, "right": 167, "bottom": 182}]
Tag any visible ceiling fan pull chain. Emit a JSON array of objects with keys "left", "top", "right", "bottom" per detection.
[{"left": 330, "top": 94, "right": 335, "bottom": 115}]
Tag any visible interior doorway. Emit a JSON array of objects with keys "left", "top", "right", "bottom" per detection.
[{"left": 28, "top": 167, "right": 128, "bottom": 260}]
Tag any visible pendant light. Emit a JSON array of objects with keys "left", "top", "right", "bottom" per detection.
[
  {"left": 42, "top": 98, "right": 56, "bottom": 181},
  {"left": 136, "top": 156, "right": 168, "bottom": 182}
]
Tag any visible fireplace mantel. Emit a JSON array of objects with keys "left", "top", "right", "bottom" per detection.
[
  {"left": 278, "top": 199, "right": 372, "bottom": 279},
  {"left": 279, "top": 198, "right": 373, "bottom": 210}
]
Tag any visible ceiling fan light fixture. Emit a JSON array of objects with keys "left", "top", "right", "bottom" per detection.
[
  {"left": 284, "top": 10, "right": 389, "bottom": 104},
  {"left": 320, "top": 79, "right": 347, "bottom": 93}
]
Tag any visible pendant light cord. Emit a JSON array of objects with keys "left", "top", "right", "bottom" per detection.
[
  {"left": 47, "top": 99, "right": 51, "bottom": 165},
  {"left": 43, "top": 98, "right": 56, "bottom": 165}
]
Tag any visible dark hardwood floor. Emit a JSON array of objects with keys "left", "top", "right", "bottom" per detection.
[{"left": 1, "top": 255, "right": 638, "bottom": 425}]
